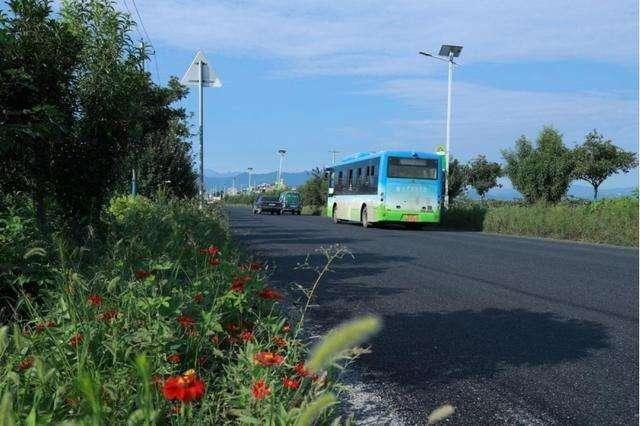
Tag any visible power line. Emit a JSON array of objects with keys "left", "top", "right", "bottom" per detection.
[
  {"left": 130, "top": 0, "right": 161, "bottom": 81},
  {"left": 121, "top": 0, "right": 160, "bottom": 82}
]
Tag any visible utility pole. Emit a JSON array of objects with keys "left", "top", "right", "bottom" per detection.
[
  {"left": 329, "top": 150, "right": 339, "bottom": 165},
  {"left": 419, "top": 45, "right": 463, "bottom": 209},
  {"left": 247, "top": 167, "right": 253, "bottom": 192},
  {"left": 181, "top": 51, "right": 222, "bottom": 200},
  {"left": 277, "top": 149, "right": 287, "bottom": 188}
]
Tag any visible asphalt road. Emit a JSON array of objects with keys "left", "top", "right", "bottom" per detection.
[{"left": 229, "top": 207, "right": 638, "bottom": 425}]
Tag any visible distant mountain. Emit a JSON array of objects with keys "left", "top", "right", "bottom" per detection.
[
  {"left": 203, "top": 169, "right": 241, "bottom": 178},
  {"left": 204, "top": 170, "right": 312, "bottom": 190},
  {"left": 468, "top": 184, "right": 636, "bottom": 200}
]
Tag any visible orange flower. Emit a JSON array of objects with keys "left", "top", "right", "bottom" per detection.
[
  {"left": 69, "top": 333, "right": 83, "bottom": 347},
  {"left": 134, "top": 270, "right": 151, "bottom": 280},
  {"left": 194, "top": 293, "right": 204, "bottom": 303},
  {"left": 177, "top": 315, "right": 195, "bottom": 328},
  {"left": 167, "top": 354, "right": 182, "bottom": 364},
  {"left": 88, "top": 294, "right": 102, "bottom": 306},
  {"left": 20, "top": 357, "right": 34, "bottom": 370},
  {"left": 251, "top": 380, "right": 270, "bottom": 400},
  {"left": 273, "top": 337, "right": 287, "bottom": 348},
  {"left": 239, "top": 331, "right": 253, "bottom": 341},
  {"left": 162, "top": 369, "right": 205, "bottom": 402},
  {"left": 282, "top": 376, "right": 300, "bottom": 390},
  {"left": 258, "top": 288, "right": 282, "bottom": 301},
  {"left": 199, "top": 245, "right": 220, "bottom": 256},
  {"left": 254, "top": 352, "right": 284, "bottom": 367}
]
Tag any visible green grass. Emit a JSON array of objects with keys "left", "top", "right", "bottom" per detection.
[{"left": 443, "top": 197, "right": 638, "bottom": 246}]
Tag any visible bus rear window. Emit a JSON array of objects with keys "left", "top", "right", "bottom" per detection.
[{"left": 387, "top": 157, "right": 438, "bottom": 180}]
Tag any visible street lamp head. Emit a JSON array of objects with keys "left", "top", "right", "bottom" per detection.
[
  {"left": 438, "top": 44, "right": 463, "bottom": 58},
  {"left": 278, "top": 149, "right": 287, "bottom": 155}
]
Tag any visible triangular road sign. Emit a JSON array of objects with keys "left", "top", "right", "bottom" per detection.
[{"left": 181, "top": 51, "right": 222, "bottom": 88}]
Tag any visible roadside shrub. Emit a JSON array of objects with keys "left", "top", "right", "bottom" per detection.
[
  {"left": 302, "top": 205, "right": 324, "bottom": 216},
  {"left": 484, "top": 197, "right": 638, "bottom": 246},
  {"left": 0, "top": 196, "right": 361, "bottom": 423}
]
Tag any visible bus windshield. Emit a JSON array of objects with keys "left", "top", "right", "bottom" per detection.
[{"left": 387, "top": 157, "right": 438, "bottom": 180}]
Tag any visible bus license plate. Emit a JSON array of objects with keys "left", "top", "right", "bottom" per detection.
[{"left": 404, "top": 214, "right": 418, "bottom": 222}]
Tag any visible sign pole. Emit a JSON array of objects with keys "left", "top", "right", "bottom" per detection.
[{"left": 198, "top": 59, "right": 204, "bottom": 199}]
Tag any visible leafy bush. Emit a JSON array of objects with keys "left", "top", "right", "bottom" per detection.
[
  {"left": 0, "top": 196, "right": 364, "bottom": 423},
  {"left": 301, "top": 205, "right": 324, "bottom": 216}
]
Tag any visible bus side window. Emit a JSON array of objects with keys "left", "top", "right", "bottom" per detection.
[
  {"left": 337, "top": 171, "right": 343, "bottom": 192},
  {"left": 348, "top": 169, "right": 353, "bottom": 189},
  {"left": 370, "top": 165, "right": 375, "bottom": 176},
  {"left": 357, "top": 168, "right": 362, "bottom": 187}
]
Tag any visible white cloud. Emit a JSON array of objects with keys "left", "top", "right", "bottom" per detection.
[
  {"left": 132, "top": 0, "right": 638, "bottom": 76},
  {"left": 366, "top": 79, "right": 638, "bottom": 161}
]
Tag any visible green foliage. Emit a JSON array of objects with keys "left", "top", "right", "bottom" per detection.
[
  {"left": 466, "top": 155, "right": 502, "bottom": 200},
  {"left": 573, "top": 130, "right": 637, "bottom": 200},
  {"left": 0, "top": 196, "right": 366, "bottom": 422},
  {"left": 502, "top": 126, "right": 575, "bottom": 203},
  {"left": 447, "top": 158, "right": 469, "bottom": 201},
  {"left": 298, "top": 167, "right": 329, "bottom": 209},
  {"left": 1, "top": 0, "right": 197, "bottom": 235}
]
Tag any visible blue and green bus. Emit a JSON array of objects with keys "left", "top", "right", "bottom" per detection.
[{"left": 326, "top": 150, "right": 444, "bottom": 228}]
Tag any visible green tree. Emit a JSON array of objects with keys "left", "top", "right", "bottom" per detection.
[
  {"left": 502, "top": 126, "right": 575, "bottom": 203},
  {"left": 467, "top": 155, "right": 502, "bottom": 200},
  {"left": 447, "top": 158, "right": 468, "bottom": 202},
  {"left": 0, "top": 0, "right": 80, "bottom": 227},
  {"left": 298, "top": 167, "right": 328, "bottom": 207},
  {"left": 573, "top": 130, "right": 637, "bottom": 200}
]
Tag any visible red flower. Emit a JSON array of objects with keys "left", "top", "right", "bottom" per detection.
[
  {"left": 194, "top": 293, "right": 204, "bottom": 303},
  {"left": 162, "top": 369, "right": 205, "bottom": 402},
  {"left": 177, "top": 315, "right": 195, "bottom": 328},
  {"left": 167, "top": 354, "right": 181, "bottom": 364},
  {"left": 20, "top": 357, "right": 34, "bottom": 370},
  {"left": 208, "top": 257, "right": 221, "bottom": 267},
  {"left": 282, "top": 324, "right": 291, "bottom": 333},
  {"left": 282, "top": 376, "right": 300, "bottom": 390},
  {"left": 230, "top": 277, "right": 246, "bottom": 293},
  {"left": 99, "top": 310, "right": 118, "bottom": 322},
  {"left": 88, "top": 294, "right": 102, "bottom": 307},
  {"left": 249, "top": 262, "right": 264, "bottom": 271},
  {"left": 199, "top": 245, "right": 220, "bottom": 256},
  {"left": 273, "top": 337, "right": 287, "bottom": 348},
  {"left": 293, "top": 363, "right": 311, "bottom": 377},
  {"left": 69, "top": 333, "right": 83, "bottom": 347},
  {"left": 254, "top": 351, "right": 284, "bottom": 367},
  {"left": 134, "top": 270, "right": 151, "bottom": 280},
  {"left": 225, "top": 323, "right": 240, "bottom": 333},
  {"left": 251, "top": 380, "right": 271, "bottom": 400},
  {"left": 239, "top": 331, "right": 253, "bottom": 341},
  {"left": 258, "top": 288, "right": 282, "bottom": 301}
]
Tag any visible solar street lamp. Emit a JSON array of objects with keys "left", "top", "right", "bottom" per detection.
[{"left": 419, "top": 44, "right": 463, "bottom": 209}]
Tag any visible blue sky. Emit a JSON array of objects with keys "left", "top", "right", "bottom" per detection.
[{"left": 49, "top": 1, "right": 640, "bottom": 187}]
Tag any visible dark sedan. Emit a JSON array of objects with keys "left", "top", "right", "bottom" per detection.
[{"left": 252, "top": 196, "right": 282, "bottom": 215}]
